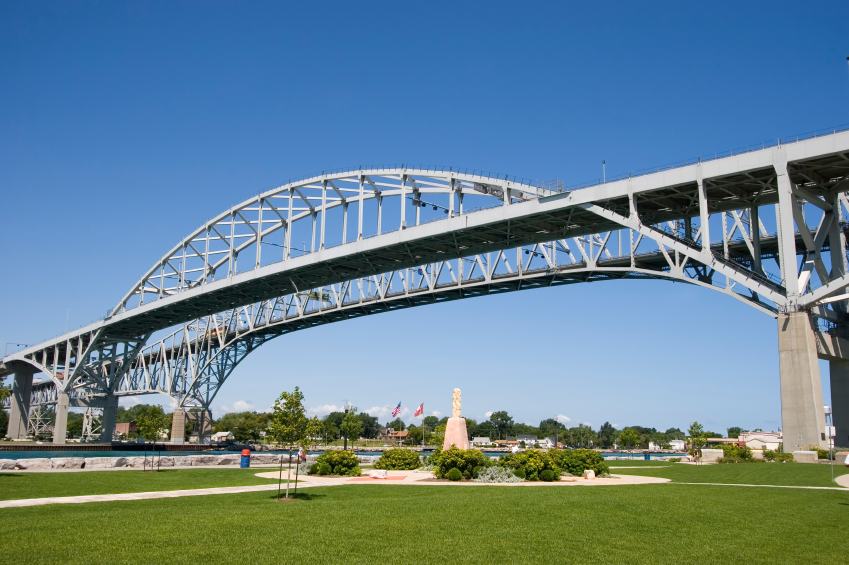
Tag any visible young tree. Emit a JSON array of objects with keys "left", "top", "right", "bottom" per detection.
[
  {"left": 431, "top": 424, "right": 446, "bottom": 447},
  {"left": 687, "top": 421, "right": 708, "bottom": 454},
  {"left": 135, "top": 405, "right": 166, "bottom": 441},
  {"left": 619, "top": 428, "right": 641, "bottom": 449},
  {"left": 270, "top": 387, "right": 307, "bottom": 499},
  {"left": 340, "top": 406, "right": 363, "bottom": 449}
]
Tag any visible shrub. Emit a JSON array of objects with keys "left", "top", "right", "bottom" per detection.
[
  {"left": 431, "top": 446, "right": 491, "bottom": 479},
  {"left": 374, "top": 449, "right": 420, "bottom": 470},
  {"left": 418, "top": 455, "right": 435, "bottom": 471},
  {"left": 313, "top": 450, "right": 361, "bottom": 476},
  {"left": 474, "top": 467, "right": 524, "bottom": 483},
  {"left": 447, "top": 467, "right": 462, "bottom": 481},
  {"left": 296, "top": 461, "right": 313, "bottom": 475},
  {"left": 311, "top": 461, "right": 332, "bottom": 475},
  {"left": 550, "top": 449, "right": 609, "bottom": 477},
  {"left": 513, "top": 468, "right": 526, "bottom": 479},
  {"left": 500, "top": 449, "right": 558, "bottom": 481},
  {"left": 540, "top": 469, "right": 556, "bottom": 482},
  {"left": 472, "top": 466, "right": 483, "bottom": 478},
  {"left": 763, "top": 449, "right": 793, "bottom": 463},
  {"left": 669, "top": 458, "right": 680, "bottom": 463}
]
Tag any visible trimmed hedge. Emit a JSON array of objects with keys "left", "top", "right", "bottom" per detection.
[
  {"left": 447, "top": 468, "right": 462, "bottom": 481},
  {"left": 311, "top": 450, "right": 362, "bottom": 476},
  {"left": 550, "top": 449, "right": 609, "bottom": 477},
  {"left": 431, "top": 446, "right": 491, "bottom": 479},
  {"left": 374, "top": 449, "right": 420, "bottom": 470},
  {"left": 501, "top": 449, "right": 609, "bottom": 481}
]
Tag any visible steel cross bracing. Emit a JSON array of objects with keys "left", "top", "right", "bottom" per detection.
[{"left": 4, "top": 131, "right": 849, "bottom": 415}]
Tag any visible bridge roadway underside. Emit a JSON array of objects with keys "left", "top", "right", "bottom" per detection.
[{"left": 102, "top": 162, "right": 796, "bottom": 339}]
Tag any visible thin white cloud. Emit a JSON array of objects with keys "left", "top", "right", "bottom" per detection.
[
  {"left": 611, "top": 423, "right": 619, "bottom": 428},
  {"left": 119, "top": 397, "right": 143, "bottom": 407},
  {"left": 431, "top": 411, "right": 442, "bottom": 417},
  {"left": 308, "top": 404, "right": 339, "bottom": 417},
  {"left": 556, "top": 414, "right": 571, "bottom": 423},
  {"left": 219, "top": 400, "right": 255, "bottom": 414},
  {"left": 365, "top": 404, "right": 411, "bottom": 420},
  {"left": 485, "top": 411, "right": 493, "bottom": 418},
  {"left": 582, "top": 421, "right": 592, "bottom": 426}
]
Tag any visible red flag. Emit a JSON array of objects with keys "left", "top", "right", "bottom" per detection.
[{"left": 414, "top": 403, "right": 424, "bottom": 417}]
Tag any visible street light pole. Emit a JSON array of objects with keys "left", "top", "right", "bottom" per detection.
[{"left": 602, "top": 160, "right": 606, "bottom": 183}]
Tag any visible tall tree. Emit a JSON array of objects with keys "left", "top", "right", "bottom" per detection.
[
  {"left": 269, "top": 386, "right": 307, "bottom": 499},
  {"left": 135, "top": 405, "right": 166, "bottom": 441},
  {"left": 619, "top": 428, "right": 641, "bottom": 449},
  {"left": 384, "top": 417, "right": 406, "bottom": 431},
  {"left": 422, "top": 415, "right": 439, "bottom": 429},
  {"left": 597, "top": 422, "right": 617, "bottom": 448},
  {"left": 665, "top": 427, "right": 685, "bottom": 440},
  {"left": 727, "top": 427, "right": 743, "bottom": 439},
  {"left": 488, "top": 411, "right": 514, "bottom": 439},
  {"left": 357, "top": 412, "right": 380, "bottom": 439}
]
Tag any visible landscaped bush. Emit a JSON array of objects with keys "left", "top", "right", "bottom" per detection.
[
  {"left": 716, "top": 444, "right": 757, "bottom": 463},
  {"left": 540, "top": 469, "right": 556, "bottom": 482},
  {"left": 312, "top": 450, "right": 361, "bottom": 476},
  {"left": 374, "top": 449, "right": 420, "bottom": 470},
  {"left": 474, "top": 467, "right": 524, "bottom": 483},
  {"left": 550, "top": 449, "right": 609, "bottom": 477},
  {"left": 669, "top": 458, "right": 680, "bottom": 463},
  {"left": 447, "top": 467, "right": 462, "bottom": 481},
  {"left": 513, "top": 468, "right": 526, "bottom": 479},
  {"left": 472, "top": 466, "right": 483, "bottom": 478},
  {"left": 311, "top": 461, "right": 332, "bottom": 475},
  {"left": 418, "top": 455, "right": 435, "bottom": 471},
  {"left": 763, "top": 449, "right": 793, "bottom": 463},
  {"left": 296, "top": 461, "right": 313, "bottom": 475},
  {"left": 431, "top": 446, "right": 491, "bottom": 479},
  {"left": 499, "top": 449, "right": 558, "bottom": 481}
]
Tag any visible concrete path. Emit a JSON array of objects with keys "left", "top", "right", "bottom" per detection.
[
  {"left": 253, "top": 470, "right": 670, "bottom": 487},
  {"left": 834, "top": 474, "right": 849, "bottom": 488},
  {"left": 0, "top": 484, "right": 285, "bottom": 509}
]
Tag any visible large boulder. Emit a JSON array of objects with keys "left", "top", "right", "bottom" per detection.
[
  {"left": 700, "top": 449, "right": 724, "bottom": 462},
  {"left": 84, "top": 458, "right": 112, "bottom": 469},
  {"left": 793, "top": 451, "right": 817, "bottom": 463},
  {"left": 216, "top": 455, "right": 238, "bottom": 465},
  {"left": 189, "top": 455, "right": 220, "bottom": 466},
  {"left": 157, "top": 457, "right": 175, "bottom": 467},
  {"left": 0, "top": 460, "right": 18, "bottom": 470},
  {"left": 14, "top": 458, "right": 52, "bottom": 470},
  {"left": 173, "top": 456, "right": 193, "bottom": 467},
  {"left": 51, "top": 457, "right": 85, "bottom": 469},
  {"left": 111, "top": 457, "right": 128, "bottom": 468},
  {"left": 249, "top": 453, "right": 279, "bottom": 465}
]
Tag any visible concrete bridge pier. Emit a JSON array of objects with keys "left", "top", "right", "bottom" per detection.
[
  {"left": 52, "top": 392, "right": 70, "bottom": 445},
  {"left": 197, "top": 410, "right": 212, "bottom": 444},
  {"left": 99, "top": 393, "right": 118, "bottom": 444},
  {"left": 6, "top": 365, "right": 35, "bottom": 439},
  {"left": 829, "top": 361, "right": 849, "bottom": 447},
  {"left": 778, "top": 312, "right": 828, "bottom": 451},
  {"left": 170, "top": 408, "right": 186, "bottom": 444}
]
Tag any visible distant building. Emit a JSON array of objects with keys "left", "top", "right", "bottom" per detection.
[
  {"left": 471, "top": 437, "right": 492, "bottom": 446},
  {"left": 378, "top": 428, "right": 408, "bottom": 444},
  {"left": 540, "top": 437, "right": 557, "bottom": 448},
  {"left": 668, "top": 439, "right": 687, "bottom": 451},
  {"left": 212, "top": 431, "right": 234, "bottom": 442},
  {"left": 115, "top": 422, "right": 137, "bottom": 436},
  {"left": 738, "top": 431, "right": 782, "bottom": 451},
  {"left": 517, "top": 434, "right": 538, "bottom": 446}
]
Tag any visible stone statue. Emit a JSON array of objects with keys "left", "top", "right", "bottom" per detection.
[{"left": 443, "top": 388, "right": 470, "bottom": 450}]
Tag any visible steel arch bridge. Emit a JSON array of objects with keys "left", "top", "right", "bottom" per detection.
[{"left": 4, "top": 128, "right": 849, "bottom": 449}]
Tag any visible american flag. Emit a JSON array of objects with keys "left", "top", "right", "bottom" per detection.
[{"left": 391, "top": 402, "right": 401, "bottom": 417}]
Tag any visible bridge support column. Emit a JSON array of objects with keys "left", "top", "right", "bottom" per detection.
[
  {"left": 99, "top": 393, "right": 118, "bottom": 444},
  {"left": 52, "top": 392, "right": 70, "bottom": 445},
  {"left": 170, "top": 408, "right": 186, "bottom": 445},
  {"left": 778, "top": 313, "right": 827, "bottom": 451},
  {"left": 830, "top": 360, "right": 849, "bottom": 447},
  {"left": 197, "top": 410, "right": 212, "bottom": 444},
  {"left": 6, "top": 365, "right": 35, "bottom": 439}
]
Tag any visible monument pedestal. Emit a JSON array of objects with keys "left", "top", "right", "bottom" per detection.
[{"left": 442, "top": 417, "right": 470, "bottom": 450}]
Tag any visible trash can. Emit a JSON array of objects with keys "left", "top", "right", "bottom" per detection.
[
  {"left": 241, "top": 449, "right": 251, "bottom": 468},
  {"left": 644, "top": 453, "right": 650, "bottom": 461}
]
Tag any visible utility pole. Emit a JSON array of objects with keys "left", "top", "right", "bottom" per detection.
[{"left": 602, "top": 160, "right": 606, "bottom": 183}]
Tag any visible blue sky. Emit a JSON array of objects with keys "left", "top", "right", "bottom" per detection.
[{"left": 2, "top": 1, "right": 848, "bottom": 434}]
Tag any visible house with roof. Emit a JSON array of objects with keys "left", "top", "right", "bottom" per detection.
[
  {"left": 211, "top": 431, "right": 234, "bottom": 442},
  {"left": 517, "top": 434, "right": 539, "bottom": 447},
  {"left": 471, "top": 437, "right": 492, "bottom": 447},
  {"left": 738, "top": 431, "right": 782, "bottom": 450}
]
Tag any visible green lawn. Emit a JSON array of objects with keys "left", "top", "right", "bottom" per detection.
[
  {"left": 0, "top": 468, "right": 284, "bottom": 501},
  {"left": 3, "top": 484, "right": 848, "bottom": 565},
  {"left": 611, "top": 461, "right": 849, "bottom": 487}
]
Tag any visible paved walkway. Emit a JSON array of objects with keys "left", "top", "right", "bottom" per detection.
[
  {"left": 677, "top": 481, "right": 849, "bottom": 491},
  {"left": 0, "top": 471, "right": 667, "bottom": 508}
]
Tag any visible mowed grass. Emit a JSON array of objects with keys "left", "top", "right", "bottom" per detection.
[
  {"left": 611, "top": 461, "right": 849, "bottom": 487},
  {"left": 0, "top": 468, "right": 283, "bottom": 501},
  {"left": 3, "top": 484, "right": 849, "bottom": 565}
]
